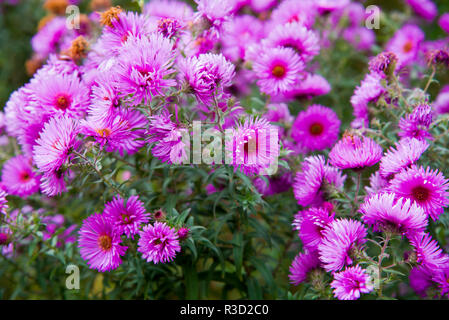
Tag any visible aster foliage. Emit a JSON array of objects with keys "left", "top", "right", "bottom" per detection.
[{"left": 2, "top": 0, "right": 449, "bottom": 301}]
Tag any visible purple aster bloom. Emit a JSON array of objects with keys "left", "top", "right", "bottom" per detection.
[
  {"left": 178, "top": 53, "right": 235, "bottom": 106},
  {"left": 194, "top": 0, "right": 234, "bottom": 30},
  {"left": 33, "top": 115, "right": 80, "bottom": 174},
  {"left": 253, "top": 170, "right": 293, "bottom": 196},
  {"left": 78, "top": 213, "right": 128, "bottom": 272},
  {"left": 103, "top": 195, "right": 150, "bottom": 239},
  {"left": 350, "top": 72, "right": 385, "bottom": 128},
  {"left": 365, "top": 171, "right": 389, "bottom": 196},
  {"left": 388, "top": 165, "right": 449, "bottom": 220},
  {"left": 434, "top": 85, "right": 449, "bottom": 114},
  {"left": 360, "top": 193, "right": 427, "bottom": 236},
  {"left": 318, "top": 218, "right": 367, "bottom": 272},
  {"left": 228, "top": 117, "right": 279, "bottom": 176},
  {"left": 386, "top": 25, "right": 425, "bottom": 69},
  {"left": 137, "top": 221, "right": 181, "bottom": 264},
  {"left": 269, "top": 0, "right": 317, "bottom": 29},
  {"left": 329, "top": 134, "right": 383, "bottom": 170},
  {"left": 114, "top": 34, "right": 177, "bottom": 106},
  {"left": 31, "top": 16, "right": 68, "bottom": 58},
  {"left": 221, "top": 15, "right": 265, "bottom": 61},
  {"left": 410, "top": 265, "right": 434, "bottom": 297},
  {"left": 398, "top": 104, "right": 433, "bottom": 141},
  {"left": 282, "top": 74, "right": 331, "bottom": 100},
  {"left": 144, "top": 0, "right": 194, "bottom": 24},
  {"left": 289, "top": 250, "right": 321, "bottom": 285},
  {"left": 409, "top": 232, "right": 449, "bottom": 269},
  {"left": 316, "top": 0, "right": 350, "bottom": 14},
  {"left": 439, "top": 13, "right": 449, "bottom": 34},
  {"left": 291, "top": 104, "right": 340, "bottom": 152},
  {"left": 177, "top": 227, "right": 190, "bottom": 240},
  {"left": 29, "top": 72, "right": 90, "bottom": 119},
  {"left": 81, "top": 108, "right": 147, "bottom": 156},
  {"left": 100, "top": 11, "right": 152, "bottom": 53},
  {"left": 40, "top": 169, "right": 70, "bottom": 197},
  {"left": 406, "top": 0, "right": 437, "bottom": 21},
  {"left": 1, "top": 155, "right": 40, "bottom": 198},
  {"left": 298, "top": 207, "right": 335, "bottom": 251},
  {"left": 0, "top": 190, "right": 8, "bottom": 216},
  {"left": 264, "top": 22, "right": 320, "bottom": 63},
  {"left": 263, "top": 103, "right": 294, "bottom": 125},
  {"left": 369, "top": 51, "right": 398, "bottom": 74},
  {"left": 379, "top": 138, "right": 429, "bottom": 179},
  {"left": 343, "top": 27, "right": 376, "bottom": 51},
  {"left": 293, "top": 155, "right": 345, "bottom": 207},
  {"left": 432, "top": 266, "right": 449, "bottom": 297},
  {"left": 331, "top": 265, "right": 373, "bottom": 300},
  {"left": 250, "top": 0, "right": 277, "bottom": 13},
  {"left": 147, "top": 111, "right": 190, "bottom": 164},
  {"left": 87, "top": 73, "right": 121, "bottom": 123},
  {"left": 252, "top": 46, "right": 304, "bottom": 96}
]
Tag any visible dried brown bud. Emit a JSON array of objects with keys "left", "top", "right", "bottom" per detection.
[{"left": 100, "top": 6, "right": 123, "bottom": 28}]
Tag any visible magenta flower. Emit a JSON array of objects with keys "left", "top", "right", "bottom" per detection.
[
  {"left": 144, "top": 0, "right": 194, "bottom": 24},
  {"left": 329, "top": 134, "right": 383, "bottom": 170},
  {"left": 147, "top": 111, "right": 190, "bottom": 164},
  {"left": 137, "top": 222, "right": 181, "bottom": 264},
  {"left": 406, "top": 0, "right": 437, "bottom": 21},
  {"left": 228, "top": 117, "right": 279, "bottom": 176},
  {"left": 265, "top": 22, "right": 320, "bottom": 62},
  {"left": 291, "top": 104, "right": 340, "bottom": 152},
  {"left": 365, "top": 171, "right": 389, "bottom": 196},
  {"left": 40, "top": 169, "right": 69, "bottom": 197},
  {"left": 331, "top": 265, "right": 373, "bottom": 300},
  {"left": 432, "top": 266, "right": 449, "bottom": 297},
  {"left": 386, "top": 25, "right": 425, "bottom": 68},
  {"left": 409, "top": 232, "right": 449, "bottom": 269},
  {"left": 252, "top": 46, "right": 304, "bottom": 96},
  {"left": 0, "top": 190, "right": 8, "bottom": 216},
  {"left": 78, "top": 213, "right": 128, "bottom": 272},
  {"left": 293, "top": 155, "right": 345, "bottom": 207},
  {"left": 31, "top": 16, "right": 68, "bottom": 58},
  {"left": 409, "top": 266, "right": 434, "bottom": 297},
  {"left": 87, "top": 73, "right": 121, "bottom": 123},
  {"left": 398, "top": 104, "right": 433, "bottom": 141},
  {"left": 103, "top": 195, "right": 150, "bottom": 239},
  {"left": 388, "top": 165, "right": 449, "bottom": 220},
  {"left": 33, "top": 115, "right": 80, "bottom": 174},
  {"left": 360, "top": 193, "right": 427, "bottom": 236},
  {"left": 439, "top": 13, "right": 449, "bottom": 34},
  {"left": 194, "top": 0, "right": 233, "bottom": 30},
  {"left": 269, "top": 0, "right": 317, "bottom": 29},
  {"left": 298, "top": 207, "right": 335, "bottom": 251},
  {"left": 289, "top": 250, "right": 321, "bottom": 286},
  {"left": 379, "top": 138, "right": 429, "bottom": 179},
  {"left": 115, "top": 34, "right": 176, "bottom": 106},
  {"left": 1, "top": 155, "right": 40, "bottom": 198},
  {"left": 30, "top": 72, "right": 90, "bottom": 119},
  {"left": 368, "top": 51, "right": 398, "bottom": 74},
  {"left": 178, "top": 53, "right": 235, "bottom": 106},
  {"left": 283, "top": 74, "right": 331, "bottom": 100},
  {"left": 318, "top": 218, "right": 367, "bottom": 272}
]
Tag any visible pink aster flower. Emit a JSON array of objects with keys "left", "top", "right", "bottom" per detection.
[
  {"left": 221, "top": 15, "right": 265, "bottom": 61},
  {"left": 265, "top": 22, "right": 320, "bottom": 63},
  {"left": 329, "top": 134, "right": 383, "bottom": 170},
  {"left": 360, "top": 193, "right": 427, "bottom": 236},
  {"left": 350, "top": 72, "right": 385, "bottom": 128},
  {"left": 194, "top": 0, "right": 234, "bottom": 30},
  {"left": 87, "top": 73, "right": 121, "bottom": 123},
  {"left": 103, "top": 195, "right": 150, "bottom": 239},
  {"left": 144, "top": 0, "right": 194, "bottom": 24},
  {"left": 30, "top": 72, "right": 90, "bottom": 119},
  {"left": 291, "top": 104, "right": 340, "bottom": 152},
  {"left": 365, "top": 171, "right": 389, "bottom": 196},
  {"left": 318, "top": 218, "right": 367, "bottom": 272},
  {"left": 147, "top": 111, "right": 190, "bottom": 165},
  {"left": 0, "top": 190, "right": 8, "bottom": 215},
  {"left": 1, "top": 155, "right": 40, "bottom": 198},
  {"left": 269, "top": 0, "right": 317, "bottom": 29},
  {"left": 33, "top": 115, "right": 80, "bottom": 174},
  {"left": 178, "top": 53, "right": 235, "bottom": 106},
  {"left": 81, "top": 109, "right": 147, "bottom": 156},
  {"left": 409, "top": 266, "right": 434, "bottom": 298},
  {"left": 343, "top": 27, "right": 376, "bottom": 51},
  {"left": 409, "top": 232, "right": 449, "bottom": 269},
  {"left": 331, "top": 265, "right": 373, "bottom": 300},
  {"left": 282, "top": 74, "right": 331, "bottom": 100},
  {"left": 252, "top": 46, "right": 304, "bottom": 96},
  {"left": 39, "top": 169, "right": 70, "bottom": 197},
  {"left": 379, "top": 138, "right": 429, "bottom": 179},
  {"left": 386, "top": 25, "right": 425, "bottom": 69},
  {"left": 31, "top": 16, "right": 68, "bottom": 58},
  {"left": 434, "top": 85, "right": 449, "bottom": 114},
  {"left": 78, "top": 213, "right": 128, "bottom": 272},
  {"left": 293, "top": 155, "right": 345, "bottom": 207},
  {"left": 439, "top": 13, "right": 449, "bottom": 34},
  {"left": 297, "top": 207, "right": 335, "bottom": 251},
  {"left": 100, "top": 11, "right": 152, "bottom": 53},
  {"left": 432, "top": 266, "right": 449, "bottom": 297},
  {"left": 114, "top": 34, "right": 177, "bottom": 106},
  {"left": 398, "top": 104, "right": 433, "bottom": 141},
  {"left": 406, "top": 0, "right": 437, "bottom": 21},
  {"left": 137, "top": 221, "right": 181, "bottom": 264},
  {"left": 388, "top": 166, "right": 449, "bottom": 220},
  {"left": 177, "top": 227, "right": 190, "bottom": 240},
  {"left": 289, "top": 250, "right": 321, "bottom": 285},
  {"left": 228, "top": 117, "right": 279, "bottom": 176}
]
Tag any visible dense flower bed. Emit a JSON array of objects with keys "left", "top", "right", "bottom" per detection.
[{"left": 1, "top": 0, "right": 449, "bottom": 300}]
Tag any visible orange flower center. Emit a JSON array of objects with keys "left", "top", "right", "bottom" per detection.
[
  {"left": 56, "top": 95, "right": 70, "bottom": 110},
  {"left": 309, "top": 123, "right": 324, "bottom": 136},
  {"left": 403, "top": 40, "right": 414, "bottom": 53},
  {"left": 98, "top": 235, "right": 112, "bottom": 251},
  {"left": 412, "top": 186, "right": 429, "bottom": 202},
  {"left": 272, "top": 65, "right": 286, "bottom": 78}
]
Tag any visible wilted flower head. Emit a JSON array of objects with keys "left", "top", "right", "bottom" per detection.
[
  {"left": 368, "top": 51, "right": 397, "bottom": 75},
  {"left": 425, "top": 49, "right": 449, "bottom": 68}
]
